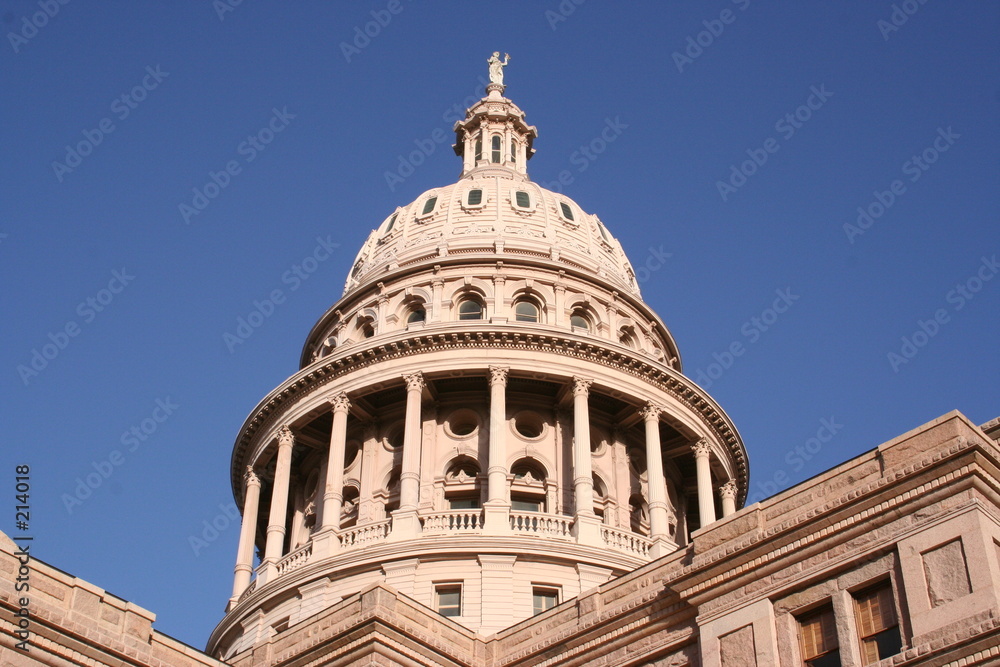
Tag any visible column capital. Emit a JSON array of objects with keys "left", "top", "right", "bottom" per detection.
[
  {"left": 329, "top": 392, "right": 351, "bottom": 414},
  {"left": 488, "top": 366, "right": 509, "bottom": 387},
  {"left": 403, "top": 371, "right": 425, "bottom": 393},
  {"left": 572, "top": 376, "right": 593, "bottom": 397},
  {"left": 639, "top": 401, "right": 663, "bottom": 423},
  {"left": 277, "top": 425, "right": 294, "bottom": 447},
  {"left": 692, "top": 438, "right": 712, "bottom": 459},
  {"left": 720, "top": 480, "right": 738, "bottom": 500},
  {"left": 244, "top": 466, "right": 260, "bottom": 487}
]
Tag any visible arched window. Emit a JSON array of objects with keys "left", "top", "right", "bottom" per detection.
[
  {"left": 491, "top": 135, "right": 501, "bottom": 163},
  {"left": 407, "top": 307, "right": 426, "bottom": 324},
  {"left": 510, "top": 140, "right": 517, "bottom": 165},
  {"left": 570, "top": 310, "right": 590, "bottom": 331},
  {"left": 458, "top": 298, "right": 484, "bottom": 320},
  {"left": 514, "top": 300, "right": 539, "bottom": 323},
  {"left": 362, "top": 323, "right": 375, "bottom": 338},
  {"left": 475, "top": 138, "right": 482, "bottom": 162}
]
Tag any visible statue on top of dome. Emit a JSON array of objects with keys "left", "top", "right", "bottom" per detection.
[{"left": 487, "top": 52, "right": 510, "bottom": 86}]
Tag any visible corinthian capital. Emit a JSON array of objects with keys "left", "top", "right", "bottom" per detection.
[
  {"left": 572, "top": 376, "right": 593, "bottom": 397},
  {"left": 692, "top": 438, "right": 712, "bottom": 459},
  {"left": 330, "top": 392, "right": 351, "bottom": 414},
  {"left": 403, "top": 372, "right": 425, "bottom": 393},
  {"left": 244, "top": 466, "right": 260, "bottom": 487},
  {"left": 639, "top": 401, "right": 662, "bottom": 422},
  {"left": 720, "top": 481, "right": 738, "bottom": 500},
  {"left": 277, "top": 425, "right": 294, "bottom": 446},
  {"left": 488, "top": 366, "right": 509, "bottom": 387}
]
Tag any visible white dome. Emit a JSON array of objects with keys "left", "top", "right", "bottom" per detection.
[{"left": 345, "top": 176, "right": 639, "bottom": 297}]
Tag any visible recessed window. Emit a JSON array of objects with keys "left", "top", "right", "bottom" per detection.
[
  {"left": 798, "top": 605, "right": 840, "bottom": 667},
  {"left": 475, "top": 138, "right": 482, "bottom": 162},
  {"left": 511, "top": 498, "right": 542, "bottom": 512},
  {"left": 854, "top": 583, "right": 902, "bottom": 665},
  {"left": 361, "top": 322, "right": 375, "bottom": 338},
  {"left": 407, "top": 308, "right": 426, "bottom": 324},
  {"left": 467, "top": 189, "right": 483, "bottom": 206},
  {"left": 435, "top": 584, "right": 462, "bottom": 617},
  {"left": 532, "top": 587, "right": 559, "bottom": 615},
  {"left": 510, "top": 140, "right": 517, "bottom": 164},
  {"left": 421, "top": 197, "right": 438, "bottom": 215},
  {"left": 514, "top": 300, "right": 539, "bottom": 323},
  {"left": 570, "top": 311, "right": 590, "bottom": 330},
  {"left": 596, "top": 220, "right": 610, "bottom": 242},
  {"left": 458, "top": 298, "right": 484, "bottom": 320},
  {"left": 448, "top": 497, "right": 480, "bottom": 510},
  {"left": 560, "top": 202, "right": 574, "bottom": 221},
  {"left": 491, "top": 135, "right": 501, "bottom": 163},
  {"left": 515, "top": 190, "right": 530, "bottom": 208},
  {"left": 384, "top": 213, "right": 398, "bottom": 234}
]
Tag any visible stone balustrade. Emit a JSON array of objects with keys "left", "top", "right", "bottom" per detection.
[
  {"left": 421, "top": 509, "right": 485, "bottom": 532},
  {"left": 338, "top": 519, "right": 390, "bottom": 548},
  {"left": 601, "top": 525, "right": 652, "bottom": 557},
  {"left": 276, "top": 542, "right": 313, "bottom": 576},
  {"left": 509, "top": 512, "right": 574, "bottom": 539}
]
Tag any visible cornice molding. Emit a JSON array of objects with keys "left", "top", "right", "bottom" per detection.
[{"left": 232, "top": 329, "right": 748, "bottom": 507}]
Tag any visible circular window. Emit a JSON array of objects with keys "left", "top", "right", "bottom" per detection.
[
  {"left": 344, "top": 439, "right": 361, "bottom": 466},
  {"left": 446, "top": 409, "right": 479, "bottom": 438},
  {"left": 512, "top": 411, "right": 545, "bottom": 440},
  {"left": 385, "top": 430, "right": 404, "bottom": 451}
]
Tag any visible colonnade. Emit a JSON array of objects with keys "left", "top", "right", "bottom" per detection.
[{"left": 229, "top": 371, "right": 737, "bottom": 603}]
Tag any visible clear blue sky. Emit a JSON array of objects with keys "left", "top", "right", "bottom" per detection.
[{"left": 2, "top": 0, "right": 997, "bottom": 650}]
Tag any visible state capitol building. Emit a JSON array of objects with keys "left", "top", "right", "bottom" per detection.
[{"left": 3, "top": 58, "right": 1000, "bottom": 667}]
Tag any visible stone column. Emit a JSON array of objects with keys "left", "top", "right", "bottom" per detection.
[
  {"left": 231, "top": 467, "right": 261, "bottom": 605},
  {"left": 553, "top": 284, "right": 566, "bottom": 327},
  {"left": 693, "top": 438, "right": 716, "bottom": 529},
  {"left": 262, "top": 426, "right": 294, "bottom": 581},
  {"left": 431, "top": 278, "right": 444, "bottom": 322},
  {"left": 720, "top": 481, "right": 738, "bottom": 517},
  {"left": 391, "top": 372, "right": 425, "bottom": 538},
  {"left": 314, "top": 393, "right": 351, "bottom": 557},
  {"left": 492, "top": 272, "right": 506, "bottom": 321},
  {"left": 571, "top": 377, "right": 601, "bottom": 545},
  {"left": 484, "top": 366, "right": 511, "bottom": 533},
  {"left": 641, "top": 402, "right": 673, "bottom": 556}
]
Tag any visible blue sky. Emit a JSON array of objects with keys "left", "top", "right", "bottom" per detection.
[{"left": 2, "top": 0, "right": 997, "bottom": 650}]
